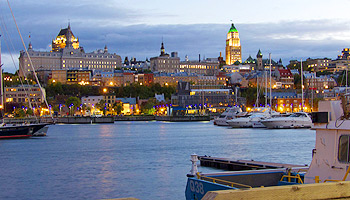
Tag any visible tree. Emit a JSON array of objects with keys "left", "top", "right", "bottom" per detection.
[
  {"left": 294, "top": 74, "right": 301, "bottom": 89},
  {"left": 14, "top": 108, "right": 26, "bottom": 118},
  {"left": 141, "top": 98, "right": 156, "bottom": 115},
  {"left": 65, "top": 97, "right": 81, "bottom": 115},
  {"left": 96, "top": 99, "right": 107, "bottom": 115},
  {"left": 113, "top": 102, "right": 123, "bottom": 115},
  {"left": 26, "top": 108, "right": 34, "bottom": 116}
]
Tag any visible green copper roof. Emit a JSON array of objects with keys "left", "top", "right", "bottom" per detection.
[{"left": 228, "top": 23, "right": 238, "bottom": 33}]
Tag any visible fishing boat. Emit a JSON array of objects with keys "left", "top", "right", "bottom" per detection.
[
  {"left": 185, "top": 100, "right": 350, "bottom": 199},
  {"left": 261, "top": 112, "right": 312, "bottom": 129},
  {"left": 213, "top": 107, "right": 245, "bottom": 126}
]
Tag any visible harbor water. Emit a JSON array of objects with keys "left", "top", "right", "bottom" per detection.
[{"left": 0, "top": 121, "right": 315, "bottom": 200}]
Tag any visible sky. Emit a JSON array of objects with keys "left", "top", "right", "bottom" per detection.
[{"left": 1, "top": 0, "right": 350, "bottom": 72}]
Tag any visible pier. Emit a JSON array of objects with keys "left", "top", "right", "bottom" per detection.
[
  {"left": 56, "top": 116, "right": 114, "bottom": 124},
  {"left": 155, "top": 115, "right": 210, "bottom": 122},
  {"left": 199, "top": 156, "right": 306, "bottom": 171}
]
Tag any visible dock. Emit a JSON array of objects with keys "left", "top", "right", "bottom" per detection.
[
  {"left": 155, "top": 115, "right": 210, "bottom": 122},
  {"left": 199, "top": 156, "right": 307, "bottom": 171}
]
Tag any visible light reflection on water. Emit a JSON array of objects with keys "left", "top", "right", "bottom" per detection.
[{"left": 0, "top": 121, "right": 315, "bottom": 200}]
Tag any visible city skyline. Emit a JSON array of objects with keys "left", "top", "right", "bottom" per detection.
[{"left": 1, "top": 0, "right": 350, "bottom": 72}]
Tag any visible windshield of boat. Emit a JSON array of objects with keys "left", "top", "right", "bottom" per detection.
[
  {"left": 219, "top": 115, "right": 226, "bottom": 118},
  {"left": 289, "top": 113, "right": 307, "bottom": 117}
]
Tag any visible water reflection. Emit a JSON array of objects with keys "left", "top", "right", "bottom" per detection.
[{"left": 0, "top": 122, "right": 315, "bottom": 200}]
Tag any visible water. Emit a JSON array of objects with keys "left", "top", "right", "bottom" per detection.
[{"left": 0, "top": 121, "right": 315, "bottom": 200}]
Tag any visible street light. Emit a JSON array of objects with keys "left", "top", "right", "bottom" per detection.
[{"left": 103, "top": 88, "right": 107, "bottom": 93}]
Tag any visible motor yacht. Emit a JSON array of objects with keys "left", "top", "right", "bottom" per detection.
[
  {"left": 213, "top": 107, "right": 245, "bottom": 126},
  {"left": 261, "top": 112, "right": 312, "bottom": 129},
  {"left": 227, "top": 107, "right": 277, "bottom": 128}
]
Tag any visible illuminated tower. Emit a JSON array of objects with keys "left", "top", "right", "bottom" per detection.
[
  {"left": 52, "top": 23, "right": 79, "bottom": 52},
  {"left": 225, "top": 23, "right": 242, "bottom": 65},
  {"left": 257, "top": 49, "right": 263, "bottom": 70}
]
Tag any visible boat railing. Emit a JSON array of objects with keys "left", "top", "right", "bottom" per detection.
[
  {"left": 197, "top": 173, "right": 252, "bottom": 189},
  {"left": 280, "top": 174, "right": 304, "bottom": 184}
]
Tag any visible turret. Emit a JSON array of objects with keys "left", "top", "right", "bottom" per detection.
[{"left": 160, "top": 42, "right": 165, "bottom": 56}]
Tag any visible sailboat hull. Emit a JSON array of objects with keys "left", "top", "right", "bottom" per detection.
[{"left": 0, "top": 124, "right": 48, "bottom": 139}]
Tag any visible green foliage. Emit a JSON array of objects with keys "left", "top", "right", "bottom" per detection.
[
  {"left": 140, "top": 98, "right": 156, "bottom": 115},
  {"left": 65, "top": 96, "right": 81, "bottom": 108},
  {"left": 45, "top": 83, "right": 100, "bottom": 98},
  {"left": 46, "top": 83, "right": 176, "bottom": 100},
  {"left": 25, "top": 108, "right": 34, "bottom": 116},
  {"left": 14, "top": 108, "right": 26, "bottom": 118},
  {"left": 113, "top": 83, "right": 175, "bottom": 99},
  {"left": 113, "top": 102, "right": 123, "bottom": 115},
  {"left": 337, "top": 71, "right": 350, "bottom": 87},
  {"left": 240, "top": 86, "right": 265, "bottom": 107},
  {"left": 286, "top": 61, "right": 310, "bottom": 72},
  {"left": 96, "top": 100, "right": 107, "bottom": 115},
  {"left": 294, "top": 74, "right": 301, "bottom": 89}
]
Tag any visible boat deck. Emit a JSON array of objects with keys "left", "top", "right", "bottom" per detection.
[{"left": 199, "top": 156, "right": 307, "bottom": 171}]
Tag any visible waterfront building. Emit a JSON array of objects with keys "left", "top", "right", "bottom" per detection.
[
  {"left": 116, "top": 97, "right": 139, "bottom": 115},
  {"left": 19, "top": 24, "right": 122, "bottom": 76},
  {"left": 4, "top": 85, "right": 45, "bottom": 104},
  {"left": 265, "top": 92, "right": 310, "bottom": 112},
  {"left": 81, "top": 96, "right": 103, "bottom": 107},
  {"left": 225, "top": 23, "right": 242, "bottom": 65},
  {"left": 171, "top": 82, "right": 237, "bottom": 109},
  {"left": 104, "top": 94, "right": 116, "bottom": 107},
  {"left": 150, "top": 42, "right": 180, "bottom": 73}
]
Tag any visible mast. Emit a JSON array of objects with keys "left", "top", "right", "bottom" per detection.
[
  {"left": 265, "top": 69, "right": 267, "bottom": 107},
  {"left": 301, "top": 59, "right": 304, "bottom": 112},
  {"left": 269, "top": 53, "right": 272, "bottom": 114},
  {"left": 346, "top": 66, "right": 348, "bottom": 94},
  {"left": 255, "top": 73, "right": 259, "bottom": 107},
  {"left": 0, "top": 36, "right": 3, "bottom": 121}
]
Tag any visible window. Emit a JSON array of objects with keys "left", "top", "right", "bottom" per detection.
[{"left": 339, "top": 135, "right": 350, "bottom": 162}]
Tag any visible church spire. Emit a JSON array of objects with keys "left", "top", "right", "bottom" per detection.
[{"left": 160, "top": 41, "right": 165, "bottom": 56}]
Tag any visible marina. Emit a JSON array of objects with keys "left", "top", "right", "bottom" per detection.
[{"left": 0, "top": 121, "right": 315, "bottom": 200}]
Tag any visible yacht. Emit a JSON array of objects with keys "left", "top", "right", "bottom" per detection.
[
  {"left": 227, "top": 107, "right": 276, "bottom": 128},
  {"left": 185, "top": 100, "right": 350, "bottom": 199},
  {"left": 261, "top": 112, "right": 312, "bottom": 129},
  {"left": 213, "top": 107, "right": 245, "bottom": 126}
]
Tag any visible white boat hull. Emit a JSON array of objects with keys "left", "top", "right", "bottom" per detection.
[{"left": 262, "top": 119, "right": 312, "bottom": 129}]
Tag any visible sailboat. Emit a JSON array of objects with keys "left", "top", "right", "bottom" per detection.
[{"left": 0, "top": 3, "right": 51, "bottom": 138}]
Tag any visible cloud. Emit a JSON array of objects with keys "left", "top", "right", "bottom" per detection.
[{"left": 1, "top": 6, "right": 350, "bottom": 73}]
